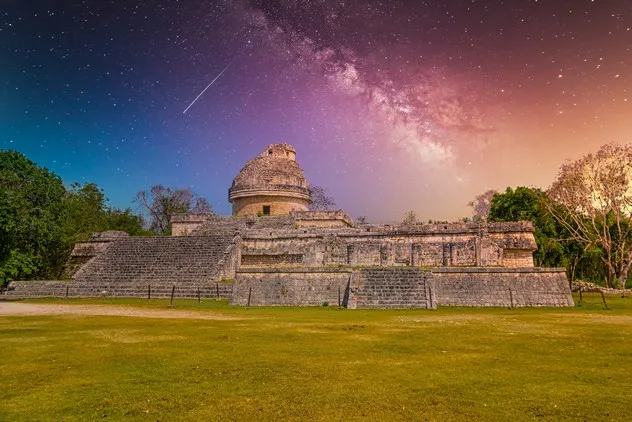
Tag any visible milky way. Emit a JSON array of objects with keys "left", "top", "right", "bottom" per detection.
[{"left": 1, "top": 0, "right": 630, "bottom": 221}]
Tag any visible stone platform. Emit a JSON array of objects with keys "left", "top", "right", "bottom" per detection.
[{"left": 3, "top": 214, "right": 574, "bottom": 309}]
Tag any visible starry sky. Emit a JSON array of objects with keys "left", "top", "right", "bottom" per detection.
[{"left": 1, "top": 0, "right": 630, "bottom": 222}]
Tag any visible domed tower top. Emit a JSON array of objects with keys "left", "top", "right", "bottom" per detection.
[
  {"left": 260, "top": 143, "right": 296, "bottom": 161},
  {"left": 228, "top": 143, "right": 312, "bottom": 216}
]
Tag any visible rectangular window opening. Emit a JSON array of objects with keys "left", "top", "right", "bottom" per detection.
[{"left": 262, "top": 205, "right": 271, "bottom": 215}]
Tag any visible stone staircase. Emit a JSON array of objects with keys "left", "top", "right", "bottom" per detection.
[
  {"left": 4, "top": 236, "right": 238, "bottom": 299},
  {"left": 346, "top": 268, "right": 435, "bottom": 309}
]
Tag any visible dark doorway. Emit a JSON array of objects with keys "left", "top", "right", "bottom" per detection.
[{"left": 262, "top": 205, "right": 271, "bottom": 215}]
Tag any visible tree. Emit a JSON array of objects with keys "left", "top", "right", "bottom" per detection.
[
  {"left": 0, "top": 150, "right": 154, "bottom": 286},
  {"left": 402, "top": 210, "right": 418, "bottom": 225},
  {"left": 489, "top": 187, "right": 567, "bottom": 268},
  {"left": 468, "top": 189, "right": 497, "bottom": 222},
  {"left": 134, "top": 185, "right": 214, "bottom": 234},
  {"left": 62, "top": 182, "right": 109, "bottom": 241},
  {"left": 0, "top": 150, "right": 67, "bottom": 286},
  {"left": 548, "top": 143, "right": 632, "bottom": 289},
  {"left": 106, "top": 207, "right": 148, "bottom": 236},
  {"left": 308, "top": 185, "right": 336, "bottom": 211}
]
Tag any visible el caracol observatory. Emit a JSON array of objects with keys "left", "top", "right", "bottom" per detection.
[
  {"left": 228, "top": 143, "right": 312, "bottom": 217},
  {"left": 6, "top": 142, "right": 574, "bottom": 309}
]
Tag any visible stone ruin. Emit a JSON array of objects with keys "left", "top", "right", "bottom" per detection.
[{"left": 5, "top": 144, "right": 574, "bottom": 308}]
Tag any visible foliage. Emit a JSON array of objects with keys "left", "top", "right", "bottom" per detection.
[
  {"left": 548, "top": 143, "right": 632, "bottom": 288},
  {"left": 134, "top": 185, "right": 214, "bottom": 235},
  {"left": 0, "top": 150, "right": 67, "bottom": 286},
  {"left": 402, "top": 210, "right": 418, "bottom": 225},
  {"left": 489, "top": 186, "right": 613, "bottom": 284},
  {"left": 308, "top": 185, "right": 336, "bottom": 211},
  {"left": 468, "top": 189, "right": 497, "bottom": 222},
  {"left": 105, "top": 207, "right": 150, "bottom": 236},
  {"left": 62, "top": 183, "right": 109, "bottom": 241},
  {"left": 0, "top": 150, "right": 151, "bottom": 286},
  {"left": 488, "top": 187, "right": 583, "bottom": 273}
]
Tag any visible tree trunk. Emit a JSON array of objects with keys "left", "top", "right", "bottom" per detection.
[
  {"left": 568, "top": 258, "right": 578, "bottom": 283},
  {"left": 603, "top": 258, "right": 615, "bottom": 288},
  {"left": 618, "top": 264, "right": 629, "bottom": 290}
]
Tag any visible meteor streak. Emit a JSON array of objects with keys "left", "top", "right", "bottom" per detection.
[{"left": 183, "top": 58, "right": 235, "bottom": 114}]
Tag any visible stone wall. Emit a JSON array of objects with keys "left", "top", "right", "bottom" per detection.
[
  {"left": 292, "top": 210, "right": 354, "bottom": 228},
  {"left": 171, "top": 213, "right": 215, "bottom": 236},
  {"left": 230, "top": 268, "right": 351, "bottom": 306},
  {"left": 214, "top": 237, "right": 240, "bottom": 281},
  {"left": 5, "top": 279, "right": 233, "bottom": 299},
  {"left": 238, "top": 227, "right": 535, "bottom": 269},
  {"left": 347, "top": 268, "right": 435, "bottom": 309},
  {"left": 191, "top": 215, "right": 296, "bottom": 236},
  {"left": 61, "top": 240, "right": 114, "bottom": 279},
  {"left": 6, "top": 217, "right": 572, "bottom": 308},
  {"left": 4, "top": 280, "right": 71, "bottom": 298},
  {"left": 432, "top": 267, "right": 573, "bottom": 307},
  {"left": 500, "top": 249, "right": 534, "bottom": 267},
  {"left": 231, "top": 194, "right": 310, "bottom": 217},
  {"left": 228, "top": 267, "right": 572, "bottom": 308}
]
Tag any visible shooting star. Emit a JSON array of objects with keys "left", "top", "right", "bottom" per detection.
[{"left": 183, "top": 58, "right": 235, "bottom": 114}]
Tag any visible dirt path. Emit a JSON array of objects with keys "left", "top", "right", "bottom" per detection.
[{"left": 0, "top": 301, "right": 240, "bottom": 320}]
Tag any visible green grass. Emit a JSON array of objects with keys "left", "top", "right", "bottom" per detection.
[{"left": 1, "top": 294, "right": 632, "bottom": 421}]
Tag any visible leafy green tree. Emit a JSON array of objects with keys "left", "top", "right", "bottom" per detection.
[
  {"left": 0, "top": 150, "right": 151, "bottom": 286},
  {"left": 489, "top": 187, "right": 568, "bottom": 268},
  {"left": 0, "top": 150, "right": 67, "bottom": 285},
  {"left": 106, "top": 207, "right": 150, "bottom": 236},
  {"left": 62, "top": 182, "right": 109, "bottom": 241},
  {"left": 489, "top": 186, "right": 602, "bottom": 283}
]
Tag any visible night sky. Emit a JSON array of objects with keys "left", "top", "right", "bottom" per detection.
[{"left": 1, "top": 1, "right": 630, "bottom": 222}]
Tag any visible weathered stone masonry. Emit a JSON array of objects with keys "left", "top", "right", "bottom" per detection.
[{"left": 4, "top": 143, "right": 574, "bottom": 308}]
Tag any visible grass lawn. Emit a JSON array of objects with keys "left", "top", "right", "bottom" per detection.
[{"left": 1, "top": 293, "right": 632, "bottom": 421}]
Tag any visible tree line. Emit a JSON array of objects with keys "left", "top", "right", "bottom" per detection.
[
  {"left": 399, "top": 143, "right": 632, "bottom": 289},
  {"left": 0, "top": 150, "right": 215, "bottom": 286},
  {"left": 471, "top": 143, "right": 632, "bottom": 289}
]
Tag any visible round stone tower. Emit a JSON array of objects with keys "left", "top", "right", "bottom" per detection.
[{"left": 228, "top": 143, "right": 312, "bottom": 216}]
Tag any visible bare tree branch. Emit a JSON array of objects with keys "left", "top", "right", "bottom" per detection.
[
  {"left": 134, "top": 185, "right": 215, "bottom": 234},
  {"left": 547, "top": 143, "right": 632, "bottom": 288}
]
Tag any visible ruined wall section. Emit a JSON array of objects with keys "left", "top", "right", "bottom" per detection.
[
  {"left": 61, "top": 240, "right": 112, "bottom": 279},
  {"left": 238, "top": 221, "right": 537, "bottom": 269},
  {"left": 214, "top": 236, "right": 241, "bottom": 281},
  {"left": 292, "top": 210, "right": 354, "bottom": 228},
  {"left": 230, "top": 268, "right": 351, "bottom": 306},
  {"left": 432, "top": 268, "right": 573, "bottom": 307},
  {"left": 191, "top": 215, "right": 296, "bottom": 236},
  {"left": 4, "top": 279, "right": 233, "bottom": 299},
  {"left": 61, "top": 231, "right": 129, "bottom": 279},
  {"left": 171, "top": 213, "right": 214, "bottom": 236}
]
